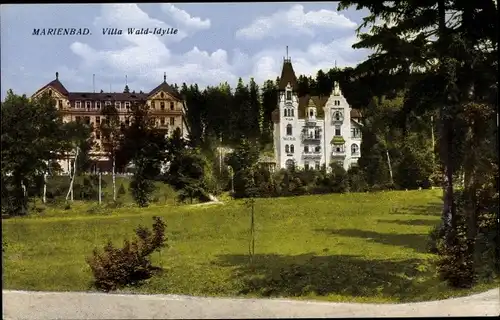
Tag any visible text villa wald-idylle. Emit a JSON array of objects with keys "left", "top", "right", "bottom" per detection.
[{"left": 32, "top": 28, "right": 179, "bottom": 36}]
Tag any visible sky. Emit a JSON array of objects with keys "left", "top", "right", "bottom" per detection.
[{"left": 1, "top": 3, "right": 372, "bottom": 100}]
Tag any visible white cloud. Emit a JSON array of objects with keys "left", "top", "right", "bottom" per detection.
[
  {"left": 66, "top": 4, "right": 368, "bottom": 93},
  {"left": 161, "top": 4, "right": 211, "bottom": 30},
  {"left": 236, "top": 4, "right": 356, "bottom": 40}
]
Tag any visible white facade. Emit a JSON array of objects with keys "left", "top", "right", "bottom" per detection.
[{"left": 273, "top": 82, "right": 362, "bottom": 171}]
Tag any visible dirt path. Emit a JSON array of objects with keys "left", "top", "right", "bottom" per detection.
[{"left": 3, "top": 288, "right": 499, "bottom": 319}]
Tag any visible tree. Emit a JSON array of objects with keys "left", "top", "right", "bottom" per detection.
[
  {"left": 1, "top": 90, "right": 67, "bottom": 215},
  {"left": 117, "top": 100, "right": 168, "bottom": 207},
  {"left": 227, "top": 139, "right": 260, "bottom": 198},
  {"left": 100, "top": 102, "right": 121, "bottom": 201},
  {"left": 338, "top": 0, "right": 498, "bottom": 285},
  {"left": 260, "top": 80, "right": 278, "bottom": 146}
]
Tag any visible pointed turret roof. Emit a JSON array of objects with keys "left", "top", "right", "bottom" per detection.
[
  {"left": 33, "top": 72, "right": 69, "bottom": 97},
  {"left": 278, "top": 58, "right": 298, "bottom": 91}
]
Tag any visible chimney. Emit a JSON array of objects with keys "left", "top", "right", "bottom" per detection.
[{"left": 56, "top": 72, "right": 59, "bottom": 80}]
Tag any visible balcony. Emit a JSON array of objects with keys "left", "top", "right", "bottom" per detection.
[
  {"left": 330, "top": 135, "right": 345, "bottom": 145},
  {"left": 302, "top": 152, "right": 322, "bottom": 159},
  {"left": 302, "top": 134, "right": 321, "bottom": 143}
]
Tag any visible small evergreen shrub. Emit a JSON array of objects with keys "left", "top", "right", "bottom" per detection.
[
  {"left": 117, "top": 183, "right": 126, "bottom": 196},
  {"left": 86, "top": 216, "right": 167, "bottom": 292}
]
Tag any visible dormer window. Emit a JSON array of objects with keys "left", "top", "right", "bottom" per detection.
[
  {"left": 286, "top": 90, "right": 292, "bottom": 101},
  {"left": 96, "top": 101, "right": 101, "bottom": 109},
  {"left": 115, "top": 101, "right": 121, "bottom": 109},
  {"left": 75, "top": 101, "right": 81, "bottom": 109},
  {"left": 125, "top": 102, "right": 130, "bottom": 109},
  {"left": 86, "top": 101, "right": 91, "bottom": 109}
]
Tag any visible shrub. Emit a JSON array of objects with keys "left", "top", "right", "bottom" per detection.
[
  {"left": 117, "top": 183, "right": 126, "bottom": 196},
  {"left": 86, "top": 216, "right": 167, "bottom": 292}
]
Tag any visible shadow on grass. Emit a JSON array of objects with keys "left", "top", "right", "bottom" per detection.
[
  {"left": 315, "top": 229, "right": 429, "bottom": 254},
  {"left": 390, "top": 203, "right": 442, "bottom": 216},
  {"left": 377, "top": 219, "right": 439, "bottom": 227},
  {"left": 216, "top": 253, "right": 426, "bottom": 301}
]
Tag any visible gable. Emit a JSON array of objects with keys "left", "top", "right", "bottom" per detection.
[
  {"left": 32, "top": 86, "right": 66, "bottom": 100},
  {"left": 149, "top": 90, "right": 180, "bottom": 101}
]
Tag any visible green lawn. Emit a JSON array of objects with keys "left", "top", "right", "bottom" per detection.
[{"left": 2, "top": 189, "right": 497, "bottom": 303}]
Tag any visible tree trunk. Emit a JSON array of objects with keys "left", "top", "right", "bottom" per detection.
[
  {"left": 42, "top": 172, "right": 47, "bottom": 204},
  {"left": 66, "top": 147, "right": 79, "bottom": 201},
  {"left": 386, "top": 148, "right": 393, "bottom": 185},
  {"left": 437, "top": 0, "right": 457, "bottom": 245},
  {"left": 112, "top": 155, "right": 116, "bottom": 202}
]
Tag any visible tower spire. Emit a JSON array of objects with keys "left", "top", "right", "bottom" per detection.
[
  {"left": 126, "top": 75, "right": 128, "bottom": 85},
  {"left": 163, "top": 72, "right": 166, "bottom": 83},
  {"left": 286, "top": 46, "right": 288, "bottom": 60}
]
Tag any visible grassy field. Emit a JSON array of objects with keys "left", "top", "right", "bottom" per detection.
[{"left": 2, "top": 189, "right": 498, "bottom": 303}]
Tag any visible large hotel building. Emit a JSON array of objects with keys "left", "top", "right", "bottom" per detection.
[{"left": 31, "top": 72, "right": 190, "bottom": 173}]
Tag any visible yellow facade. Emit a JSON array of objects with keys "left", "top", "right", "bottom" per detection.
[{"left": 31, "top": 73, "right": 189, "bottom": 173}]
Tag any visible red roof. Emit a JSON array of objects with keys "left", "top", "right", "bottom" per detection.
[{"left": 34, "top": 73, "right": 69, "bottom": 96}]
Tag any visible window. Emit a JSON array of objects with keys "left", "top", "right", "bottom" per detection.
[
  {"left": 291, "top": 109, "right": 294, "bottom": 117},
  {"left": 337, "top": 160, "right": 343, "bottom": 167},
  {"left": 170, "top": 102, "right": 174, "bottom": 110},
  {"left": 336, "top": 146, "right": 342, "bottom": 153},
  {"left": 304, "top": 161, "right": 309, "bottom": 170},
  {"left": 96, "top": 116, "right": 100, "bottom": 125},
  {"left": 351, "top": 144, "right": 359, "bottom": 155},
  {"left": 58, "top": 100, "right": 63, "bottom": 109},
  {"left": 125, "top": 119, "right": 130, "bottom": 126},
  {"left": 285, "top": 159, "right": 294, "bottom": 170},
  {"left": 95, "top": 145, "right": 101, "bottom": 152},
  {"left": 351, "top": 128, "right": 361, "bottom": 138},
  {"left": 160, "top": 117, "right": 166, "bottom": 126},
  {"left": 314, "top": 128, "right": 320, "bottom": 139},
  {"left": 286, "top": 90, "right": 292, "bottom": 101},
  {"left": 335, "top": 100, "right": 340, "bottom": 106},
  {"left": 84, "top": 116, "right": 91, "bottom": 125},
  {"left": 96, "top": 132, "right": 101, "bottom": 140},
  {"left": 286, "top": 124, "right": 292, "bottom": 136},
  {"left": 86, "top": 101, "right": 91, "bottom": 109},
  {"left": 304, "top": 145, "right": 309, "bottom": 153},
  {"left": 160, "top": 102, "right": 165, "bottom": 110},
  {"left": 160, "top": 92, "right": 165, "bottom": 98},
  {"left": 75, "top": 116, "right": 81, "bottom": 123},
  {"left": 285, "top": 145, "right": 290, "bottom": 153},
  {"left": 170, "top": 117, "right": 175, "bottom": 126},
  {"left": 125, "top": 102, "right": 130, "bottom": 109},
  {"left": 75, "top": 101, "right": 81, "bottom": 109},
  {"left": 290, "top": 144, "right": 294, "bottom": 153},
  {"left": 105, "top": 101, "right": 111, "bottom": 106},
  {"left": 150, "top": 101, "right": 155, "bottom": 109},
  {"left": 115, "top": 101, "right": 121, "bottom": 109},
  {"left": 48, "top": 90, "right": 52, "bottom": 96},
  {"left": 283, "top": 109, "right": 287, "bottom": 117},
  {"left": 315, "top": 146, "right": 321, "bottom": 153},
  {"left": 335, "top": 125, "right": 341, "bottom": 136},
  {"left": 309, "top": 110, "right": 314, "bottom": 118},
  {"left": 315, "top": 161, "right": 320, "bottom": 170},
  {"left": 96, "top": 101, "right": 101, "bottom": 109},
  {"left": 335, "top": 111, "right": 342, "bottom": 121}
]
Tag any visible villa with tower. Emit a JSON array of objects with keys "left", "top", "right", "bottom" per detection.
[{"left": 271, "top": 56, "right": 363, "bottom": 171}]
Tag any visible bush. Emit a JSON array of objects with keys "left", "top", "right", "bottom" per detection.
[
  {"left": 86, "top": 216, "right": 167, "bottom": 292},
  {"left": 118, "top": 183, "right": 126, "bottom": 196}
]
